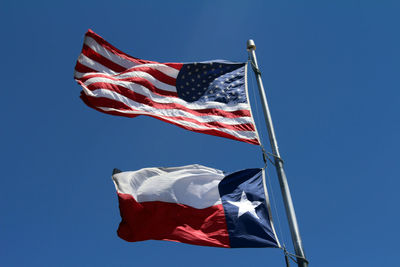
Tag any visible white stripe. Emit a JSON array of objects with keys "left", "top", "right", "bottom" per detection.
[
  {"left": 98, "top": 106, "right": 257, "bottom": 140},
  {"left": 84, "top": 74, "right": 177, "bottom": 93},
  {"left": 77, "top": 57, "right": 250, "bottom": 112},
  {"left": 82, "top": 75, "right": 251, "bottom": 112},
  {"left": 75, "top": 64, "right": 179, "bottom": 87},
  {"left": 97, "top": 106, "right": 258, "bottom": 140},
  {"left": 84, "top": 36, "right": 138, "bottom": 70},
  {"left": 77, "top": 54, "right": 117, "bottom": 75},
  {"left": 120, "top": 63, "right": 180, "bottom": 78},
  {"left": 112, "top": 164, "right": 225, "bottom": 209},
  {"left": 74, "top": 70, "right": 87, "bottom": 79},
  {"left": 85, "top": 88, "right": 255, "bottom": 127},
  {"left": 84, "top": 35, "right": 180, "bottom": 78}
]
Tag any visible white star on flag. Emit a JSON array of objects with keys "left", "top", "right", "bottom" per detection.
[{"left": 228, "top": 191, "right": 262, "bottom": 219}]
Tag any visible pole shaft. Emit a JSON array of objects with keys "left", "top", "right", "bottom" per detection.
[{"left": 247, "top": 40, "right": 308, "bottom": 267}]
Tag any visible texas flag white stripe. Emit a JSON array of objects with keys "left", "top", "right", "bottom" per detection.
[{"left": 113, "top": 165, "right": 224, "bottom": 209}]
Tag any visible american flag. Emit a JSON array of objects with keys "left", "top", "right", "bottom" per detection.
[{"left": 74, "top": 30, "right": 260, "bottom": 145}]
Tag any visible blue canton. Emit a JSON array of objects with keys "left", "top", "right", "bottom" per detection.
[
  {"left": 218, "top": 169, "right": 280, "bottom": 248},
  {"left": 176, "top": 62, "right": 247, "bottom": 104}
]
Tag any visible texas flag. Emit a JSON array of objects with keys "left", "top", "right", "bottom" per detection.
[{"left": 112, "top": 164, "right": 280, "bottom": 248}]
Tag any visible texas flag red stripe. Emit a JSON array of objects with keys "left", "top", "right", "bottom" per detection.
[{"left": 117, "top": 193, "right": 230, "bottom": 247}]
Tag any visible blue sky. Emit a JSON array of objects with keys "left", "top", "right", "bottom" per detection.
[{"left": 1, "top": 1, "right": 399, "bottom": 266}]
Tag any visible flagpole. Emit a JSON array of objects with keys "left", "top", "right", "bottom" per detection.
[{"left": 247, "top": 40, "right": 308, "bottom": 267}]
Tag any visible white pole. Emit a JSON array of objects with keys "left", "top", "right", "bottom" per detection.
[{"left": 247, "top": 39, "right": 308, "bottom": 267}]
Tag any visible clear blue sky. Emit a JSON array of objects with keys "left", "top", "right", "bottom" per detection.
[{"left": 1, "top": 1, "right": 399, "bottom": 266}]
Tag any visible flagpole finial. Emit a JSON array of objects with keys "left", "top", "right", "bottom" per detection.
[{"left": 247, "top": 39, "right": 256, "bottom": 51}]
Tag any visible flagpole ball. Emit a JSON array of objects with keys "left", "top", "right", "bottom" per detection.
[{"left": 247, "top": 39, "right": 256, "bottom": 51}]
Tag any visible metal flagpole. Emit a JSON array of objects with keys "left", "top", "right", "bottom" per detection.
[{"left": 247, "top": 40, "right": 308, "bottom": 267}]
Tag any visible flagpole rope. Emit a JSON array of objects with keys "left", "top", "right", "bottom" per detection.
[
  {"left": 248, "top": 59, "right": 288, "bottom": 251},
  {"left": 247, "top": 58, "right": 285, "bottom": 168},
  {"left": 265, "top": 165, "right": 286, "bottom": 247},
  {"left": 248, "top": 55, "right": 262, "bottom": 76},
  {"left": 282, "top": 246, "right": 310, "bottom": 266},
  {"left": 266, "top": 151, "right": 285, "bottom": 166},
  {"left": 248, "top": 58, "right": 303, "bottom": 265},
  {"left": 248, "top": 59, "right": 269, "bottom": 165},
  {"left": 247, "top": 41, "right": 308, "bottom": 266},
  {"left": 265, "top": 168, "right": 309, "bottom": 267}
]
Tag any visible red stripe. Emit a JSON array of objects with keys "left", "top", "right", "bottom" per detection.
[
  {"left": 82, "top": 44, "right": 127, "bottom": 73},
  {"left": 80, "top": 92, "right": 135, "bottom": 113},
  {"left": 86, "top": 29, "right": 157, "bottom": 65},
  {"left": 117, "top": 193, "right": 230, "bottom": 248},
  {"left": 147, "top": 115, "right": 260, "bottom": 145},
  {"left": 85, "top": 30, "right": 184, "bottom": 72},
  {"left": 83, "top": 82, "right": 252, "bottom": 119},
  {"left": 84, "top": 30, "right": 183, "bottom": 76},
  {"left": 113, "top": 66, "right": 178, "bottom": 86},
  {"left": 74, "top": 61, "right": 97, "bottom": 74},
  {"left": 81, "top": 90, "right": 256, "bottom": 132},
  {"left": 164, "top": 63, "right": 183, "bottom": 70},
  {"left": 77, "top": 74, "right": 178, "bottom": 98},
  {"left": 80, "top": 93, "right": 260, "bottom": 145},
  {"left": 77, "top": 57, "right": 179, "bottom": 88},
  {"left": 79, "top": 75, "right": 250, "bottom": 117}
]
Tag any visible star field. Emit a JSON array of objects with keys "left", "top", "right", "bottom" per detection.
[{"left": 176, "top": 62, "right": 247, "bottom": 104}]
